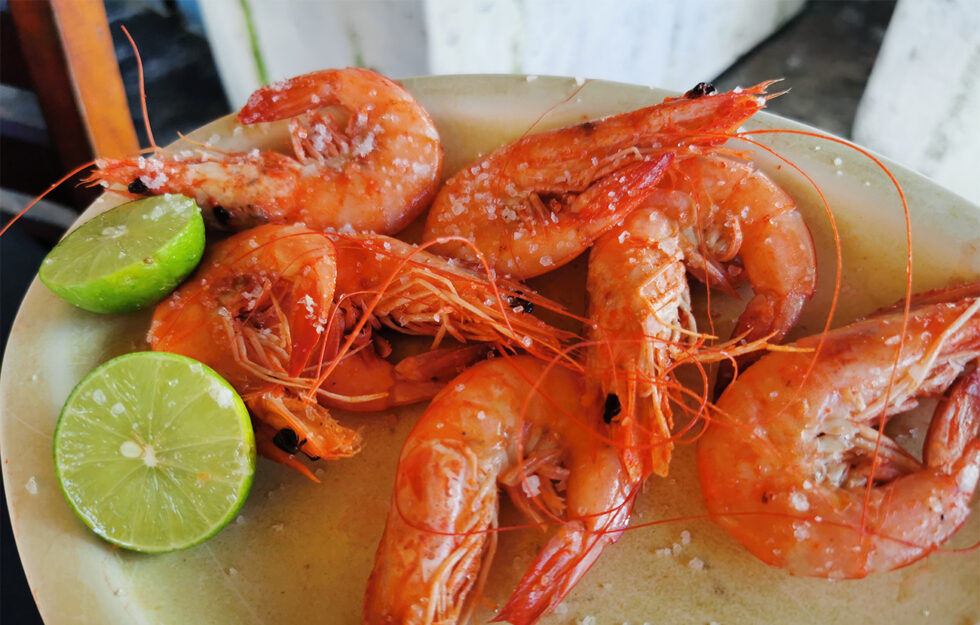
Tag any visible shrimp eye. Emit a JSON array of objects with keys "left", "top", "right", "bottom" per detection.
[
  {"left": 128, "top": 178, "right": 149, "bottom": 194},
  {"left": 684, "top": 82, "right": 717, "bottom": 99},
  {"left": 212, "top": 205, "right": 232, "bottom": 224},
  {"left": 507, "top": 294, "right": 534, "bottom": 314},
  {"left": 273, "top": 428, "right": 300, "bottom": 454},
  {"left": 603, "top": 393, "right": 622, "bottom": 424}
]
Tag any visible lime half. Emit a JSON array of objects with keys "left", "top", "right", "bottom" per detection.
[
  {"left": 54, "top": 352, "right": 256, "bottom": 553},
  {"left": 39, "top": 194, "right": 205, "bottom": 313}
]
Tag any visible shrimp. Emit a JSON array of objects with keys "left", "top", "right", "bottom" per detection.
[
  {"left": 586, "top": 206, "right": 696, "bottom": 482},
  {"left": 697, "top": 283, "right": 980, "bottom": 578},
  {"left": 657, "top": 153, "right": 817, "bottom": 395},
  {"left": 93, "top": 68, "right": 442, "bottom": 234},
  {"left": 148, "top": 224, "right": 358, "bottom": 478},
  {"left": 422, "top": 81, "right": 780, "bottom": 279},
  {"left": 364, "top": 356, "right": 634, "bottom": 625},
  {"left": 586, "top": 151, "right": 815, "bottom": 481},
  {"left": 150, "top": 224, "right": 571, "bottom": 477},
  {"left": 328, "top": 231, "right": 572, "bottom": 354}
]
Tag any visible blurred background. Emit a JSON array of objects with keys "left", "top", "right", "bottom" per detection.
[{"left": 1, "top": 0, "right": 977, "bottom": 622}]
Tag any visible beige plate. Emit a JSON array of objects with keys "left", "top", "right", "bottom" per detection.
[{"left": 2, "top": 75, "right": 979, "bottom": 624}]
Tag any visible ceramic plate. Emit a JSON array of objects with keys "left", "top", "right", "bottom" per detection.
[{"left": 2, "top": 75, "right": 978, "bottom": 624}]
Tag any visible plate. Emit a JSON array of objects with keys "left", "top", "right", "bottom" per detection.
[{"left": 2, "top": 75, "right": 978, "bottom": 624}]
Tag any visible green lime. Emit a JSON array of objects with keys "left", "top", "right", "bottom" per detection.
[
  {"left": 39, "top": 194, "right": 205, "bottom": 314},
  {"left": 54, "top": 352, "right": 256, "bottom": 553}
]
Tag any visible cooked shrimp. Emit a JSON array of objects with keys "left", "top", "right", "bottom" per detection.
[
  {"left": 329, "top": 231, "right": 572, "bottom": 355},
  {"left": 422, "top": 81, "right": 779, "bottom": 279},
  {"left": 586, "top": 206, "right": 696, "bottom": 481},
  {"left": 698, "top": 283, "right": 980, "bottom": 578},
  {"left": 364, "top": 356, "right": 634, "bottom": 625},
  {"left": 150, "top": 224, "right": 572, "bottom": 477},
  {"left": 148, "top": 224, "right": 359, "bottom": 478},
  {"left": 585, "top": 151, "right": 815, "bottom": 480},
  {"left": 656, "top": 153, "right": 816, "bottom": 395},
  {"left": 94, "top": 68, "right": 442, "bottom": 234}
]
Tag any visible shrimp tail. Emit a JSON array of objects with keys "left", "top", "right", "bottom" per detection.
[
  {"left": 317, "top": 343, "right": 492, "bottom": 412},
  {"left": 492, "top": 509, "right": 631, "bottom": 625},
  {"left": 925, "top": 365, "right": 980, "bottom": 471},
  {"left": 393, "top": 343, "right": 493, "bottom": 387},
  {"left": 713, "top": 289, "right": 810, "bottom": 396},
  {"left": 495, "top": 446, "right": 635, "bottom": 625}
]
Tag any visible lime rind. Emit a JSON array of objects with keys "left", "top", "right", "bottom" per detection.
[
  {"left": 39, "top": 194, "right": 205, "bottom": 314},
  {"left": 54, "top": 352, "right": 255, "bottom": 553}
]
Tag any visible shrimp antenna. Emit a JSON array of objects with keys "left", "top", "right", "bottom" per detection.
[
  {"left": 0, "top": 160, "right": 98, "bottom": 237},
  {"left": 120, "top": 25, "right": 157, "bottom": 151}
]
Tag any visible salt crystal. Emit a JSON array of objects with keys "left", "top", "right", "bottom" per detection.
[
  {"left": 688, "top": 557, "right": 705, "bottom": 570},
  {"left": 25, "top": 477, "right": 38, "bottom": 495},
  {"left": 522, "top": 475, "right": 541, "bottom": 497}
]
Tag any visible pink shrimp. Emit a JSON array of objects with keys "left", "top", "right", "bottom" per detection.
[
  {"left": 698, "top": 283, "right": 980, "bottom": 578},
  {"left": 364, "top": 356, "right": 634, "bottom": 625},
  {"left": 93, "top": 68, "right": 442, "bottom": 234}
]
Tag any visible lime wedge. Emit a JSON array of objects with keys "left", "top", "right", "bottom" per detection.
[
  {"left": 39, "top": 194, "right": 205, "bottom": 313},
  {"left": 54, "top": 352, "right": 256, "bottom": 553}
]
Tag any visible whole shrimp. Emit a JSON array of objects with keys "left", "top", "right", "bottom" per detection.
[
  {"left": 94, "top": 68, "right": 442, "bottom": 234},
  {"left": 422, "top": 81, "right": 779, "bottom": 279},
  {"left": 698, "top": 283, "right": 980, "bottom": 578},
  {"left": 151, "top": 225, "right": 570, "bottom": 477},
  {"left": 586, "top": 206, "right": 696, "bottom": 481},
  {"left": 148, "top": 224, "right": 357, "bottom": 477},
  {"left": 583, "top": 149, "right": 817, "bottom": 481},
  {"left": 364, "top": 356, "right": 634, "bottom": 625}
]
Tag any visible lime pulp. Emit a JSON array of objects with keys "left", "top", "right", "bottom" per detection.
[{"left": 53, "top": 352, "right": 256, "bottom": 553}]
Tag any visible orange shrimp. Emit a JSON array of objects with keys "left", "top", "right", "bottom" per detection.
[
  {"left": 93, "top": 68, "right": 442, "bottom": 234},
  {"left": 150, "top": 224, "right": 571, "bottom": 477},
  {"left": 658, "top": 152, "right": 817, "bottom": 395},
  {"left": 148, "top": 224, "right": 357, "bottom": 478},
  {"left": 586, "top": 206, "right": 696, "bottom": 482},
  {"left": 585, "top": 151, "right": 815, "bottom": 481},
  {"left": 422, "top": 81, "right": 779, "bottom": 279},
  {"left": 364, "top": 356, "right": 634, "bottom": 625},
  {"left": 328, "top": 231, "right": 572, "bottom": 353},
  {"left": 698, "top": 283, "right": 980, "bottom": 578}
]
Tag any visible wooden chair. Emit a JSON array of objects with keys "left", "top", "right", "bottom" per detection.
[{"left": 3, "top": 0, "right": 139, "bottom": 210}]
